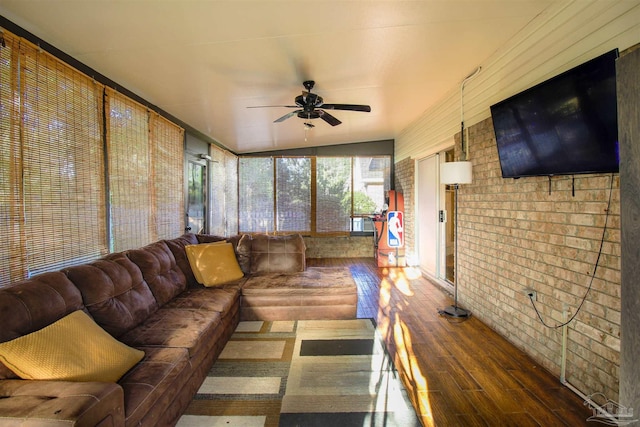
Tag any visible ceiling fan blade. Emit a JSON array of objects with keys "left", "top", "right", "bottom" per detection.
[
  {"left": 247, "top": 105, "right": 298, "bottom": 108},
  {"left": 319, "top": 103, "right": 371, "bottom": 112},
  {"left": 258, "top": 81, "right": 368, "bottom": 127},
  {"left": 274, "top": 110, "right": 301, "bottom": 123},
  {"left": 318, "top": 110, "right": 342, "bottom": 126}
]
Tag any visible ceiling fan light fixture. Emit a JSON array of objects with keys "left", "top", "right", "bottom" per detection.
[
  {"left": 250, "top": 81, "right": 371, "bottom": 126},
  {"left": 297, "top": 110, "right": 320, "bottom": 120}
]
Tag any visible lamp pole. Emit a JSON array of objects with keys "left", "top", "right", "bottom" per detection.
[
  {"left": 442, "top": 182, "right": 470, "bottom": 318},
  {"left": 439, "top": 161, "right": 472, "bottom": 319}
]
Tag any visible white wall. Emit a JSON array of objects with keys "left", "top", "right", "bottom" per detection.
[{"left": 396, "top": 0, "right": 640, "bottom": 162}]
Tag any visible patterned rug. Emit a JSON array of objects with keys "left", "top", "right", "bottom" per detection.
[{"left": 176, "top": 319, "right": 420, "bottom": 427}]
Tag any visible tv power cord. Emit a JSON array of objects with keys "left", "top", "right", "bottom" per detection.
[{"left": 528, "top": 173, "right": 614, "bottom": 329}]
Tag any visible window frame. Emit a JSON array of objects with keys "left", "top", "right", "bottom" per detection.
[{"left": 238, "top": 148, "right": 393, "bottom": 236}]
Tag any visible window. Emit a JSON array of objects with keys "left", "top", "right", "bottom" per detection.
[
  {"left": 316, "top": 157, "right": 352, "bottom": 233},
  {"left": 276, "top": 157, "right": 311, "bottom": 232},
  {"left": 106, "top": 89, "right": 152, "bottom": 251},
  {"left": 209, "top": 147, "right": 225, "bottom": 236},
  {"left": 224, "top": 151, "right": 239, "bottom": 236},
  {"left": 0, "top": 33, "right": 20, "bottom": 285},
  {"left": 352, "top": 156, "right": 391, "bottom": 232},
  {"left": 150, "top": 113, "right": 185, "bottom": 240},
  {"left": 210, "top": 145, "right": 239, "bottom": 236},
  {"left": 106, "top": 90, "right": 184, "bottom": 251},
  {"left": 187, "top": 160, "right": 207, "bottom": 234},
  {"left": 238, "top": 155, "right": 391, "bottom": 235},
  {"left": 0, "top": 33, "right": 108, "bottom": 286},
  {"left": 0, "top": 30, "right": 184, "bottom": 287},
  {"left": 239, "top": 157, "right": 274, "bottom": 233}
]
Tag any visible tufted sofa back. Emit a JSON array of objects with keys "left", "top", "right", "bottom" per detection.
[
  {"left": 0, "top": 272, "right": 86, "bottom": 379},
  {"left": 164, "top": 233, "right": 201, "bottom": 287},
  {"left": 0, "top": 272, "right": 85, "bottom": 343},
  {"left": 0, "top": 232, "right": 307, "bottom": 379},
  {"left": 249, "top": 234, "right": 306, "bottom": 274},
  {"left": 0, "top": 236, "right": 193, "bottom": 378},
  {"left": 64, "top": 252, "right": 158, "bottom": 338},
  {"left": 126, "top": 241, "right": 187, "bottom": 307}
]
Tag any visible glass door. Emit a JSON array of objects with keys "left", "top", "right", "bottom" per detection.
[
  {"left": 187, "top": 160, "right": 207, "bottom": 234},
  {"left": 444, "top": 178, "right": 455, "bottom": 282},
  {"left": 443, "top": 150, "right": 455, "bottom": 283}
]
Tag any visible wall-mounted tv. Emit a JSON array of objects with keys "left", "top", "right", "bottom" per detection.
[{"left": 490, "top": 49, "right": 619, "bottom": 178}]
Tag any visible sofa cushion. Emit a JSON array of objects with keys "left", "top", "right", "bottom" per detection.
[
  {"left": 127, "top": 241, "right": 187, "bottom": 307},
  {"left": 250, "top": 233, "right": 306, "bottom": 274},
  {"left": 0, "top": 272, "right": 85, "bottom": 344},
  {"left": 185, "top": 242, "right": 244, "bottom": 286},
  {"left": 0, "top": 310, "right": 144, "bottom": 382},
  {"left": 65, "top": 252, "right": 158, "bottom": 338},
  {"left": 118, "top": 308, "right": 222, "bottom": 358},
  {"left": 164, "top": 233, "right": 200, "bottom": 288},
  {"left": 119, "top": 346, "right": 190, "bottom": 426},
  {"left": 235, "top": 234, "right": 252, "bottom": 274},
  {"left": 163, "top": 287, "right": 241, "bottom": 317},
  {"left": 195, "top": 234, "right": 227, "bottom": 244},
  {"left": 0, "top": 380, "right": 124, "bottom": 426}
]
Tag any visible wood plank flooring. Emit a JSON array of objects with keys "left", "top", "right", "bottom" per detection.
[{"left": 306, "top": 258, "right": 593, "bottom": 427}]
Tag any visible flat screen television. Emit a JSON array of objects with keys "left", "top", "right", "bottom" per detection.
[{"left": 490, "top": 49, "right": 619, "bottom": 178}]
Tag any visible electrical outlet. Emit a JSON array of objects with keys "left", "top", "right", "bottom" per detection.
[{"left": 524, "top": 289, "right": 537, "bottom": 301}]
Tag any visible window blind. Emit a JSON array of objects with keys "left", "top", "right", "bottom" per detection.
[
  {"left": 209, "top": 145, "right": 226, "bottom": 236},
  {"left": 207, "top": 146, "right": 239, "bottom": 237},
  {"left": 105, "top": 88, "right": 152, "bottom": 252},
  {"left": 317, "top": 157, "right": 352, "bottom": 233},
  {"left": 0, "top": 33, "right": 24, "bottom": 286},
  {"left": 19, "top": 38, "right": 107, "bottom": 277},
  {"left": 0, "top": 30, "right": 185, "bottom": 288},
  {"left": 275, "top": 157, "right": 311, "bottom": 232},
  {"left": 224, "top": 151, "right": 238, "bottom": 236},
  {"left": 239, "top": 157, "right": 274, "bottom": 233},
  {"left": 150, "top": 112, "right": 184, "bottom": 240}
]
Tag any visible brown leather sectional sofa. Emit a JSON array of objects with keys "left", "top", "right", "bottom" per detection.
[{"left": 0, "top": 232, "right": 357, "bottom": 426}]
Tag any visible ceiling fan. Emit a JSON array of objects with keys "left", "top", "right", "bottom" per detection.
[{"left": 249, "top": 80, "right": 371, "bottom": 126}]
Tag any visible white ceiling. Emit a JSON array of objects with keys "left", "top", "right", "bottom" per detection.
[{"left": 0, "top": 0, "right": 556, "bottom": 153}]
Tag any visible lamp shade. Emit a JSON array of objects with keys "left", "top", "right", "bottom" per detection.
[{"left": 440, "top": 161, "right": 473, "bottom": 185}]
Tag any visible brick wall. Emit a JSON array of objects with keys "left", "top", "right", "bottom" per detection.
[
  {"left": 394, "top": 157, "right": 415, "bottom": 263},
  {"left": 458, "top": 117, "right": 620, "bottom": 399},
  {"left": 303, "top": 235, "right": 374, "bottom": 258}
]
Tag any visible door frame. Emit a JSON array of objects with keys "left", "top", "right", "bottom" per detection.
[{"left": 415, "top": 146, "right": 455, "bottom": 291}]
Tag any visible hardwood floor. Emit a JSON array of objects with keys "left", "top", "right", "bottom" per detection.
[{"left": 306, "top": 258, "right": 593, "bottom": 427}]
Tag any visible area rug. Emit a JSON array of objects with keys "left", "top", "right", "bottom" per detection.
[{"left": 177, "top": 319, "right": 420, "bottom": 427}]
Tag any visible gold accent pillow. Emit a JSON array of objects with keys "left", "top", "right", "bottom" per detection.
[
  {"left": 0, "top": 310, "right": 144, "bottom": 382},
  {"left": 186, "top": 240, "right": 226, "bottom": 284},
  {"left": 185, "top": 242, "right": 244, "bottom": 286}
]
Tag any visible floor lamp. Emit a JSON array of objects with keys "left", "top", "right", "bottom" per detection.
[{"left": 440, "top": 161, "right": 473, "bottom": 318}]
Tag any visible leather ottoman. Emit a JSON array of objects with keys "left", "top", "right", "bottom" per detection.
[{"left": 240, "top": 267, "right": 358, "bottom": 320}]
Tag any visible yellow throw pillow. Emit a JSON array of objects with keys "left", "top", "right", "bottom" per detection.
[
  {"left": 185, "top": 242, "right": 244, "bottom": 287},
  {"left": 0, "top": 310, "right": 144, "bottom": 382},
  {"left": 186, "top": 240, "right": 227, "bottom": 284}
]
